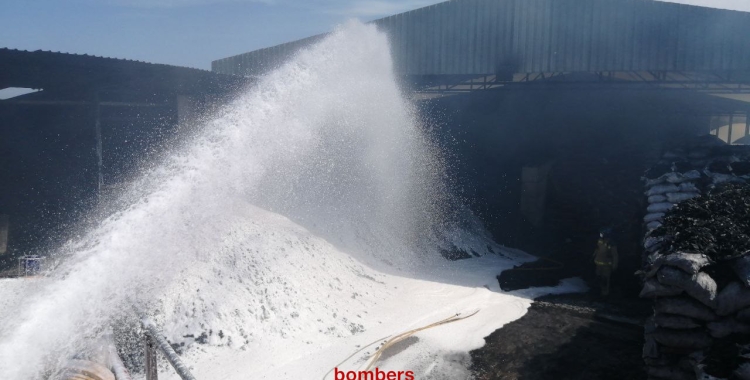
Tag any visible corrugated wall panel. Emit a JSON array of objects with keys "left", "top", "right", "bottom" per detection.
[
  {"left": 450, "top": 1, "right": 460, "bottom": 74},
  {"left": 662, "top": 2, "right": 673, "bottom": 70},
  {"left": 681, "top": 5, "right": 694, "bottom": 71},
  {"left": 743, "top": 13, "right": 750, "bottom": 69},
  {"left": 468, "top": 0, "right": 479, "bottom": 74},
  {"left": 469, "top": 0, "right": 478, "bottom": 74},
  {"left": 597, "top": 0, "right": 611, "bottom": 71},
  {"left": 607, "top": 0, "right": 620, "bottom": 71},
  {"left": 596, "top": 0, "right": 607, "bottom": 70},
  {"left": 725, "top": 11, "right": 738, "bottom": 70},
  {"left": 581, "top": 0, "right": 594, "bottom": 72},
  {"left": 713, "top": 10, "right": 726, "bottom": 70},
  {"left": 437, "top": 3, "right": 447, "bottom": 75},
  {"left": 675, "top": 4, "right": 687, "bottom": 71},
  {"left": 416, "top": 9, "right": 425, "bottom": 74},
  {"left": 525, "top": 0, "right": 538, "bottom": 72},
  {"left": 728, "top": 10, "right": 744, "bottom": 69},
  {"left": 486, "top": 0, "right": 497, "bottom": 74},
  {"left": 479, "top": 0, "right": 490, "bottom": 74},
  {"left": 541, "top": 0, "right": 552, "bottom": 72},
  {"left": 423, "top": 5, "right": 433, "bottom": 76},
  {"left": 696, "top": 7, "right": 710, "bottom": 71},
  {"left": 550, "top": 0, "right": 560, "bottom": 71},
  {"left": 391, "top": 14, "right": 406, "bottom": 73},
  {"left": 459, "top": 0, "right": 470, "bottom": 74},
  {"left": 445, "top": 2, "right": 456, "bottom": 74},
  {"left": 490, "top": 0, "right": 501, "bottom": 73},
  {"left": 398, "top": 12, "right": 408, "bottom": 74},
  {"left": 475, "top": 0, "right": 486, "bottom": 74},
  {"left": 545, "top": 0, "right": 556, "bottom": 72},
  {"left": 408, "top": 10, "right": 417, "bottom": 74},
  {"left": 623, "top": 0, "right": 635, "bottom": 71},
  {"left": 403, "top": 12, "right": 412, "bottom": 74},
  {"left": 565, "top": 0, "right": 578, "bottom": 72},
  {"left": 503, "top": 0, "right": 522, "bottom": 71},
  {"left": 430, "top": 5, "right": 441, "bottom": 75},
  {"left": 582, "top": 0, "right": 594, "bottom": 72},
  {"left": 710, "top": 10, "right": 722, "bottom": 70},
  {"left": 512, "top": 0, "right": 523, "bottom": 71},
  {"left": 551, "top": 0, "right": 566, "bottom": 72},
  {"left": 696, "top": 7, "right": 709, "bottom": 71},
  {"left": 641, "top": 0, "right": 653, "bottom": 71},
  {"left": 398, "top": 12, "right": 406, "bottom": 73},
  {"left": 656, "top": 1, "right": 666, "bottom": 71},
  {"left": 537, "top": 0, "right": 551, "bottom": 73},
  {"left": 575, "top": 0, "right": 591, "bottom": 71}
]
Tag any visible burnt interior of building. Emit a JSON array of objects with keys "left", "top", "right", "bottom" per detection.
[
  {"left": 421, "top": 86, "right": 747, "bottom": 292},
  {"left": 0, "top": 49, "right": 248, "bottom": 270},
  {"left": 413, "top": 82, "right": 750, "bottom": 379}
]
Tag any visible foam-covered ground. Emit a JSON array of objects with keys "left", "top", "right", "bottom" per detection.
[
  {"left": 149, "top": 204, "right": 584, "bottom": 380},
  {"left": 0, "top": 204, "right": 585, "bottom": 380}
]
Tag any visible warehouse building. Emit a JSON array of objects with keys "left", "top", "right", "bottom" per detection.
[{"left": 0, "top": 49, "right": 248, "bottom": 267}]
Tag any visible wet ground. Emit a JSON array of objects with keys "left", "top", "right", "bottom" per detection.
[{"left": 470, "top": 256, "right": 651, "bottom": 380}]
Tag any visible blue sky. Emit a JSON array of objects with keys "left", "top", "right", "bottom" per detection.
[{"left": 1, "top": 0, "right": 749, "bottom": 70}]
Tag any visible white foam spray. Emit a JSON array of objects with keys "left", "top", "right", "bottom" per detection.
[{"left": 0, "top": 21, "right": 513, "bottom": 379}]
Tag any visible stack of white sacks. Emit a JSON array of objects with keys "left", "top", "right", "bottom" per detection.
[
  {"left": 640, "top": 141, "right": 750, "bottom": 380},
  {"left": 644, "top": 170, "right": 702, "bottom": 232}
]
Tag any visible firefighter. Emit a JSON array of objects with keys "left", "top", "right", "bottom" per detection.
[{"left": 593, "top": 228, "right": 618, "bottom": 296}]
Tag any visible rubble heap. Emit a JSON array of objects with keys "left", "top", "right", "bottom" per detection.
[{"left": 640, "top": 136, "right": 750, "bottom": 380}]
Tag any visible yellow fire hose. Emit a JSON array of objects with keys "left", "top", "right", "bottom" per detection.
[{"left": 323, "top": 310, "right": 480, "bottom": 379}]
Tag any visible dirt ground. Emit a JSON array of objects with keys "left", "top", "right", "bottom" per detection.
[{"left": 470, "top": 256, "right": 651, "bottom": 380}]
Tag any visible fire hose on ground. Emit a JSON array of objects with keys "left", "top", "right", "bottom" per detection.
[
  {"left": 322, "top": 310, "right": 480, "bottom": 380},
  {"left": 138, "top": 313, "right": 198, "bottom": 380},
  {"left": 57, "top": 311, "right": 197, "bottom": 380}
]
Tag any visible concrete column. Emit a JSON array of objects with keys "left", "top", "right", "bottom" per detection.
[
  {"left": 0, "top": 215, "right": 8, "bottom": 254},
  {"left": 520, "top": 163, "right": 552, "bottom": 227}
]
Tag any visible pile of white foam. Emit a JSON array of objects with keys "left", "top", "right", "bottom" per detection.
[{"left": 152, "top": 203, "right": 583, "bottom": 380}]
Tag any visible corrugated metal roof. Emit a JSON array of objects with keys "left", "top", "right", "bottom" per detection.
[
  {"left": 0, "top": 48, "right": 247, "bottom": 95},
  {"left": 0, "top": 48, "right": 211, "bottom": 72},
  {"left": 212, "top": 0, "right": 750, "bottom": 77}
]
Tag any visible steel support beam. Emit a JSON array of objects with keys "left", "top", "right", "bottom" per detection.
[
  {"left": 413, "top": 71, "right": 750, "bottom": 94},
  {"left": 94, "top": 94, "right": 103, "bottom": 196},
  {"left": 0, "top": 100, "right": 167, "bottom": 107}
]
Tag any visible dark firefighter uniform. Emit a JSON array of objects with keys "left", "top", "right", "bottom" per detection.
[{"left": 593, "top": 237, "right": 618, "bottom": 296}]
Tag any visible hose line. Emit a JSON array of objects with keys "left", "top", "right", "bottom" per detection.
[
  {"left": 364, "top": 310, "right": 480, "bottom": 371},
  {"left": 324, "top": 310, "right": 480, "bottom": 379}
]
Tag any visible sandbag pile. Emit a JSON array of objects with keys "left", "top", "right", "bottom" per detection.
[{"left": 640, "top": 137, "right": 750, "bottom": 380}]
